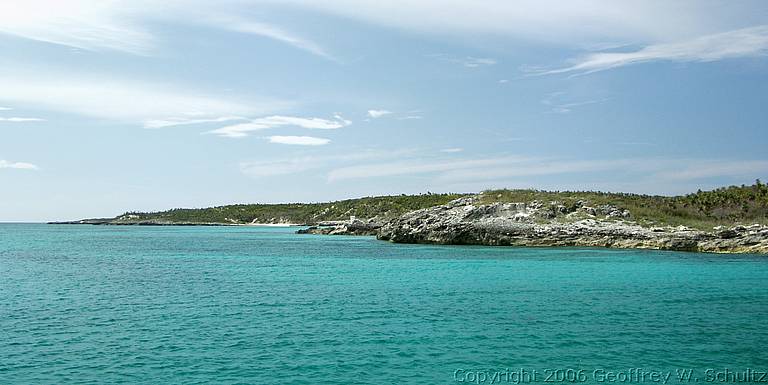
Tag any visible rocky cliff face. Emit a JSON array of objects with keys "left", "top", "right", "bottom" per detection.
[{"left": 374, "top": 197, "right": 768, "bottom": 254}]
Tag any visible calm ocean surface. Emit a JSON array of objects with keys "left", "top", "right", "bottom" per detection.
[{"left": 1, "top": 224, "right": 767, "bottom": 384}]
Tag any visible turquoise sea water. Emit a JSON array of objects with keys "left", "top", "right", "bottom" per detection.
[{"left": 1, "top": 224, "right": 767, "bottom": 384}]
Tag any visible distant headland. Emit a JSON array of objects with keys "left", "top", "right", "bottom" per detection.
[{"left": 51, "top": 182, "right": 768, "bottom": 254}]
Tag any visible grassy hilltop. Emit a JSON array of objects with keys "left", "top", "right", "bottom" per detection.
[
  {"left": 482, "top": 181, "right": 768, "bottom": 229},
  {"left": 81, "top": 181, "right": 768, "bottom": 230},
  {"left": 113, "top": 193, "right": 466, "bottom": 225}
]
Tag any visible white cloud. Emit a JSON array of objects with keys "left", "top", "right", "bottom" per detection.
[
  {"left": 224, "top": 20, "right": 335, "bottom": 61},
  {"left": 431, "top": 54, "right": 497, "bottom": 68},
  {"left": 0, "top": 107, "right": 12, "bottom": 111},
  {"left": 328, "top": 156, "right": 532, "bottom": 181},
  {"left": 0, "top": 1, "right": 761, "bottom": 59},
  {"left": 462, "top": 57, "right": 497, "bottom": 68},
  {"left": 541, "top": 93, "right": 609, "bottom": 113},
  {"left": 543, "top": 26, "right": 768, "bottom": 75},
  {"left": 367, "top": 109, "right": 392, "bottom": 118},
  {"left": 208, "top": 123, "right": 269, "bottom": 138},
  {"left": 238, "top": 150, "right": 768, "bottom": 195},
  {"left": 0, "top": 160, "right": 38, "bottom": 170},
  {"left": 0, "top": 117, "right": 46, "bottom": 122},
  {"left": 0, "top": 0, "right": 155, "bottom": 54},
  {"left": 547, "top": 101, "right": 605, "bottom": 114},
  {"left": 239, "top": 149, "right": 410, "bottom": 177},
  {"left": 655, "top": 160, "right": 768, "bottom": 181},
  {"left": 273, "top": 0, "right": 757, "bottom": 45},
  {"left": 438, "top": 159, "right": 644, "bottom": 182},
  {"left": 240, "top": 157, "right": 322, "bottom": 177},
  {"left": 366, "top": 109, "right": 423, "bottom": 120},
  {"left": 326, "top": 155, "right": 768, "bottom": 184},
  {"left": 440, "top": 148, "right": 463, "bottom": 153},
  {"left": 144, "top": 116, "right": 247, "bottom": 129},
  {"left": 0, "top": 65, "right": 287, "bottom": 124},
  {"left": 208, "top": 115, "right": 351, "bottom": 138},
  {"left": 333, "top": 114, "right": 352, "bottom": 126},
  {"left": 268, "top": 135, "right": 331, "bottom": 146},
  {"left": 0, "top": 1, "right": 332, "bottom": 59}
]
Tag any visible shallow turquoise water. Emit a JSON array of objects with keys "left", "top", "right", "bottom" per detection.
[{"left": 1, "top": 224, "right": 767, "bottom": 384}]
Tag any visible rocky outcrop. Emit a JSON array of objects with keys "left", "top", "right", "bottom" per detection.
[
  {"left": 375, "top": 197, "right": 768, "bottom": 254},
  {"left": 297, "top": 219, "right": 382, "bottom": 236}
]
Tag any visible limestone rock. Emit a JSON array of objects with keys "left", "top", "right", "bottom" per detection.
[{"left": 376, "top": 198, "right": 768, "bottom": 254}]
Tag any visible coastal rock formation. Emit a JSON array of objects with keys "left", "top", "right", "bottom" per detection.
[
  {"left": 51, "top": 184, "right": 768, "bottom": 254},
  {"left": 297, "top": 219, "right": 381, "bottom": 236},
  {"left": 375, "top": 197, "right": 768, "bottom": 254}
]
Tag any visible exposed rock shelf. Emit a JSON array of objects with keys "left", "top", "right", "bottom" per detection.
[
  {"left": 297, "top": 219, "right": 381, "bottom": 236},
  {"left": 317, "top": 197, "right": 768, "bottom": 254}
]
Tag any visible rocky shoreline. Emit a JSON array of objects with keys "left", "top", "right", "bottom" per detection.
[
  {"left": 49, "top": 196, "right": 768, "bottom": 254},
  {"left": 297, "top": 220, "right": 381, "bottom": 236},
  {"left": 300, "top": 197, "right": 768, "bottom": 254}
]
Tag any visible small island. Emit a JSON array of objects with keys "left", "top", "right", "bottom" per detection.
[{"left": 51, "top": 182, "right": 768, "bottom": 254}]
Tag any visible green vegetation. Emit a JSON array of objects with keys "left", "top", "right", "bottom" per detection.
[
  {"left": 117, "top": 193, "right": 467, "bottom": 224},
  {"left": 480, "top": 180, "right": 768, "bottom": 229},
  {"left": 107, "top": 182, "right": 768, "bottom": 230}
]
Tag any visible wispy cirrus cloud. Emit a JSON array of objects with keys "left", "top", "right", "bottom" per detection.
[
  {"left": 0, "top": 160, "right": 38, "bottom": 170},
  {"left": 0, "top": 1, "right": 334, "bottom": 59},
  {"left": 431, "top": 54, "right": 497, "bottom": 68},
  {"left": 326, "top": 154, "right": 768, "bottom": 185},
  {"left": 546, "top": 100, "right": 607, "bottom": 114},
  {"left": 541, "top": 92, "right": 609, "bottom": 114},
  {"left": 513, "top": 158, "right": 768, "bottom": 183},
  {"left": 237, "top": 149, "right": 768, "bottom": 196},
  {"left": 223, "top": 20, "right": 336, "bottom": 61},
  {"left": 655, "top": 160, "right": 768, "bottom": 181},
  {"left": 541, "top": 26, "right": 768, "bottom": 75},
  {"left": 396, "top": 115, "right": 423, "bottom": 120},
  {"left": 208, "top": 115, "right": 350, "bottom": 138},
  {"left": 268, "top": 135, "right": 330, "bottom": 146},
  {"left": 327, "top": 156, "right": 530, "bottom": 182},
  {"left": 0, "top": 65, "right": 288, "bottom": 125},
  {"left": 461, "top": 57, "right": 497, "bottom": 68},
  {"left": 1, "top": 1, "right": 761, "bottom": 60},
  {"left": 240, "top": 157, "right": 322, "bottom": 177},
  {"left": 0, "top": 0, "right": 155, "bottom": 55},
  {"left": 0, "top": 117, "right": 46, "bottom": 122},
  {"left": 283, "top": 1, "right": 762, "bottom": 48},
  {"left": 144, "top": 116, "right": 247, "bottom": 129},
  {"left": 239, "top": 149, "right": 412, "bottom": 178}
]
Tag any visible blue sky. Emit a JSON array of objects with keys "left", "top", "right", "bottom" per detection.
[{"left": 1, "top": 0, "right": 768, "bottom": 221}]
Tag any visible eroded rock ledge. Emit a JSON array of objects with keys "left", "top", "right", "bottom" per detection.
[
  {"left": 297, "top": 219, "right": 381, "bottom": 236},
  {"left": 305, "top": 197, "right": 768, "bottom": 254}
]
